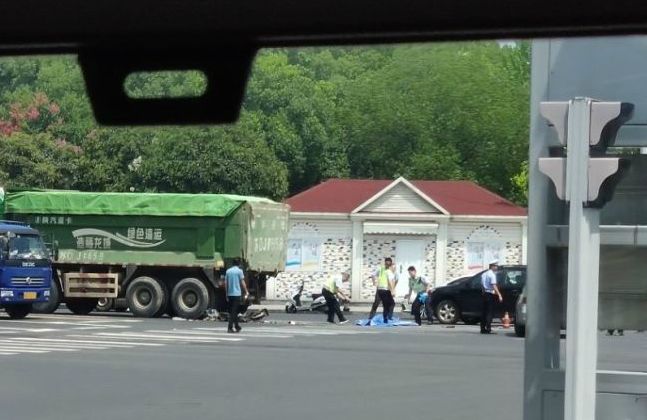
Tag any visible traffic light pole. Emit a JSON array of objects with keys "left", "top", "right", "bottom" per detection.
[
  {"left": 537, "top": 97, "right": 633, "bottom": 420},
  {"left": 563, "top": 98, "right": 601, "bottom": 420}
]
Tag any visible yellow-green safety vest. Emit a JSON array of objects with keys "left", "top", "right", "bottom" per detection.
[
  {"left": 377, "top": 267, "right": 390, "bottom": 290},
  {"left": 324, "top": 277, "right": 338, "bottom": 293}
]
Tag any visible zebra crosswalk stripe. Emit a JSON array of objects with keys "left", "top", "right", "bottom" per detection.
[
  {"left": 90, "top": 332, "right": 244, "bottom": 342},
  {"left": 13, "top": 337, "right": 162, "bottom": 347},
  {"left": 0, "top": 344, "right": 79, "bottom": 352},
  {"left": 146, "top": 329, "right": 292, "bottom": 339}
]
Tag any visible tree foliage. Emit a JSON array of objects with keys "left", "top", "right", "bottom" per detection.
[{"left": 0, "top": 42, "right": 530, "bottom": 203}]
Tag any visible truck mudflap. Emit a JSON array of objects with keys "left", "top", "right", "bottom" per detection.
[{"left": 63, "top": 272, "right": 119, "bottom": 298}]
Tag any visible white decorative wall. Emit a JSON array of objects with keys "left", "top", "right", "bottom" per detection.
[
  {"left": 272, "top": 218, "right": 524, "bottom": 301},
  {"left": 443, "top": 222, "right": 524, "bottom": 283},
  {"left": 274, "top": 219, "right": 352, "bottom": 300}
]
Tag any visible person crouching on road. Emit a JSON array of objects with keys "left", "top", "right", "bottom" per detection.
[
  {"left": 225, "top": 257, "right": 249, "bottom": 333},
  {"left": 405, "top": 266, "right": 433, "bottom": 326},
  {"left": 480, "top": 260, "right": 503, "bottom": 334},
  {"left": 322, "top": 272, "right": 351, "bottom": 324}
]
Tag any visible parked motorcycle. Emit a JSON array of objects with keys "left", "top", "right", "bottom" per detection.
[{"left": 285, "top": 278, "right": 349, "bottom": 313}]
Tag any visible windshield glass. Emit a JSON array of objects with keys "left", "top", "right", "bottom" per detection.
[{"left": 7, "top": 234, "right": 48, "bottom": 260}]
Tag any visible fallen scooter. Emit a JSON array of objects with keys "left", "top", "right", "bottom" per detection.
[{"left": 285, "top": 279, "right": 350, "bottom": 313}]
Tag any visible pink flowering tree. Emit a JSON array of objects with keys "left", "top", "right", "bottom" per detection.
[{"left": 0, "top": 92, "right": 81, "bottom": 189}]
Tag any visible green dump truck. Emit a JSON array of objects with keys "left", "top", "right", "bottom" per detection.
[{"left": 2, "top": 190, "right": 289, "bottom": 319}]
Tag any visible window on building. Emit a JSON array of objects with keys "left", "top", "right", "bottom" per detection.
[
  {"left": 466, "top": 241, "right": 503, "bottom": 272},
  {"left": 286, "top": 237, "right": 321, "bottom": 271}
]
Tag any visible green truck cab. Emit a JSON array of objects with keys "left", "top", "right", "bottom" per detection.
[{"left": 2, "top": 191, "right": 289, "bottom": 319}]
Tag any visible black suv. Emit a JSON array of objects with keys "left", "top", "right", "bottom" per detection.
[{"left": 429, "top": 265, "right": 527, "bottom": 324}]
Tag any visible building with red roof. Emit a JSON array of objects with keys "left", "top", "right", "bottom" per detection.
[{"left": 267, "top": 177, "right": 527, "bottom": 303}]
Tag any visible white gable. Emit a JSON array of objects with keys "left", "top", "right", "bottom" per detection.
[{"left": 361, "top": 182, "right": 441, "bottom": 213}]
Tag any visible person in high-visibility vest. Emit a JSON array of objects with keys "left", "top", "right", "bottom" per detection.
[
  {"left": 367, "top": 257, "right": 397, "bottom": 324},
  {"left": 405, "top": 266, "right": 433, "bottom": 326},
  {"left": 321, "top": 271, "right": 351, "bottom": 324},
  {"left": 367, "top": 257, "right": 397, "bottom": 322}
]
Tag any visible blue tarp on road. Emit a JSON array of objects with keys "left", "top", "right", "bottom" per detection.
[{"left": 355, "top": 316, "right": 418, "bottom": 327}]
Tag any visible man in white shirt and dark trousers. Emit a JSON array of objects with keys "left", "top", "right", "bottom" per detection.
[
  {"left": 322, "top": 271, "right": 350, "bottom": 324},
  {"left": 480, "top": 260, "right": 503, "bottom": 334}
]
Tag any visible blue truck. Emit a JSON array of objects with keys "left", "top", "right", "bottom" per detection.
[{"left": 0, "top": 220, "right": 52, "bottom": 319}]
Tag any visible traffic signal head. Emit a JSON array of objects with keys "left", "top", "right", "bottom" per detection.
[
  {"left": 586, "top": 157, "right": 630, "bottom": 208},
  {"left": 538, "top": 99, "right": 633, "bottom": 208},
  {"left": 589, "top": 102, "right": 634, "bottom": 150}
]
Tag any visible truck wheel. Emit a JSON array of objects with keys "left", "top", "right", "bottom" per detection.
[
  {"left": 171, "top": 278, "right": 209, "bottom": 319},
  {"left": 126, "top": 276, "right": 166, "bottom": 318},
  {"left": 5, "top": 304, "right": 32, "bottom": 319},
  {"left": 96, "top": 298, "right": 114, "bottom": 312},
  {"left": 32, "top": 280, "right": 61, "bottom": 314},
  {"left": 66, "top": 298, "right": 98, "bottom": 315}
]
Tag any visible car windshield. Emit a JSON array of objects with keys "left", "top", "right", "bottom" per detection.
[
  {"left": 2, "top": 24, "right": 647, "bottom": 420},
  {"left": 7, "top": 234, "right": 48, "bottom": 260}
]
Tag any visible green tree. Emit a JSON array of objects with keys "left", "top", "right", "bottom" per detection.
[
  {"left": 0, "top": 93, "right": 80, "bottom": 189},
  {"left": 0, "top": 43, "right": 531, "bottom": 203},
  {"left": 244, "top": 52, "right": 350, "bottom": 193},
  {"left": 510, "top": 160, "right": 529, "bottom": 206},
  {"left": 132, "top": 116, "right": 289, "bottom": 199}
]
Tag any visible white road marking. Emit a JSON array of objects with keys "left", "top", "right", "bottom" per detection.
[
  {"left": 0, "top": 344, "right": 78, "bottom": 352},
  {"left": 147, "top": 329, "right": 293, "bottom": 339},
  {"left": 241, "top": 327, "right": 365, "bottom": 336},
  {"left": 0, "top": 347, "right": 48, "bottom": 354},
  {"left": 14, "top": 337, "right": 161, "bottom": 347},
  {"left": 1, "top": 320, "right": 130, "bottom": 328},
  {"left": 0, "top": 327, "right": 59, "bottom": 332},
  {"left": 92, "top": 332, "right": 244, "bottom": 342},
  {"left": 4, "top": 340, "right": 116, "bottom": 350},
  {"left": 32, "top": 314, "right": 141, "bottom": 323}
]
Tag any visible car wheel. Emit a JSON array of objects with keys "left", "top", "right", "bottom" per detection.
[
  {"left": 171, "top": 278, "right": 209, "bottom": 320},
  {"left": 514, "top": 322, "right": 526, "bottom": 337},
  {"left": 126, "top": 276, "right": 167, "bottom": 318},
  {"left": 435, "top": 300, "right": 459, "bottom": 324}
]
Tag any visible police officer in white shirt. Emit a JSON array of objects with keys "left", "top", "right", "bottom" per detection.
[{"left": 480, "top": 260, "right": 503, "bottom": 334}]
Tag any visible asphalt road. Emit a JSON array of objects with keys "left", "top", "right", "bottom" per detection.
[{"left": 0, "top": 310, "right": 645, "bottom": 420}]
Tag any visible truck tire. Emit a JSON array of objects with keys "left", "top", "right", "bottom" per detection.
[
  {"left": 126, "top": 276, "right": 167, "bottom": 318},
  {"left": 171, "top": 278, "right": 209, "bottom": 319},
  {"left": 5, "top": 304, "right": 32, "bottom": 319},
  {"left": 32, "top": 280, "right": 62, "bottom": 314},
  {"left": 66, "top": 298, "right": 98, "bottom": 315},
  {"left": 96, "top": 298, "right": 114, "bottom": 312}
]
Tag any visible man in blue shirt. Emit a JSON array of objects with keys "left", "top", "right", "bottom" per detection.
[
  {"left": 480, "top": 260, "right": 503, "bottom": 334},
  {"left": 225, "top": 258, "right": 249, "bottom": 333}
]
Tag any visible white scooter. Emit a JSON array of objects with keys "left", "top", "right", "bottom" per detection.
[{"left": 285, "top": 278, "right": 349, "bottom": 313}]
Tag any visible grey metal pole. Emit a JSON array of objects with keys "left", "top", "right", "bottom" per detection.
[
  {"left": 524, "top": 40, "right": 562, "bottom": 420},
  {"left": 563, "top": 98, "right": 601, "bottom": 420}
]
